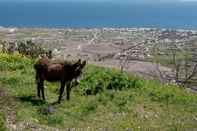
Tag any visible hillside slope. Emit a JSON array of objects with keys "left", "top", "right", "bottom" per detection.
[{"left": 0, "top": 53, "right": 197, "bottom": 130}]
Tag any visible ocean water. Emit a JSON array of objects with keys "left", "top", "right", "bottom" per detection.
[{"left": 0, "top": 2, "right": 197, "bottom": 29}]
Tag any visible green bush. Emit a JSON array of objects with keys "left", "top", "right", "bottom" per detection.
[
  {"left": 79, "top": 66, "right": 143, "bottom": 95},
  {"left": 0, "top": 40, "right": 49, "bottom": 58}
]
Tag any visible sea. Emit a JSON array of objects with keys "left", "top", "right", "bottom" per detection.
[{"left": 1, "top": 1, "right": 197, "bottom": 29}]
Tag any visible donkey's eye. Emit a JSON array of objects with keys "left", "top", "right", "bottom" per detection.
[{"left": 75, "top": 67, "right": 79, "bottom": 72}]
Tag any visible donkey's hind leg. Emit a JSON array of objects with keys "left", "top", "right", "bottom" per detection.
[{"left": 37, "top": 82, "right": 41, "bottom": 98}]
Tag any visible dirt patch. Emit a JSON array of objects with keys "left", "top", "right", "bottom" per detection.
[{"left": 0, "top": 88, "right": 8, "bottom": 98}]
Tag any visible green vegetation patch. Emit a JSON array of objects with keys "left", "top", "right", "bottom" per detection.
[
  {"left": 79, "top": 65, "right": 143, "bottom": 95},
  {"left": 0, "top": 53, "right": 197, "bottom": 130},
  {"left": 0, "top": 112, "right": 6, "bottom": 131}
]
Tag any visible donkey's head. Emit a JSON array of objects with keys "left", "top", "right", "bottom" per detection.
[
  {"left": 67, "top": 59, "right": 86, "bottom": 85},
  {"left": 73, "top": 59, "right": 86, "bottom": 77}
]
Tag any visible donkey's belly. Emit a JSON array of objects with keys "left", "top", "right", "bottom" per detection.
[
  {"left": 44, "top": 71, "right": 63, "bottom": 82},
  {"left": 45, "top": 76, "right": 61, "bottom": 82}
]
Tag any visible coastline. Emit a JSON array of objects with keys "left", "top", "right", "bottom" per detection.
[{"left": 1, "top": 26, "right": 197, "bottom": 33}]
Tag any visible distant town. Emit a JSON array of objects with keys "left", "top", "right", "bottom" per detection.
[{"left": 1, "top": 27, "right": 197, "bottom": 81}]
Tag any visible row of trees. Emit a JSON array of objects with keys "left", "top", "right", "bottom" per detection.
[{"left": 153, "top": 40, "right": 197, "bottom": 87}]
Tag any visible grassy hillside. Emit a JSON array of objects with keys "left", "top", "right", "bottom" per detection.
[{"left": 0, "top": 53, "right": 197, "bottom": 130}]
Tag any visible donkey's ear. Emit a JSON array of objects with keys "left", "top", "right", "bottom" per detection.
[
  {"left": 74, "top": 59, "right": 81, "bottom": 65},
  {"left": 77, "top": 59, "right": 81, "bottom": 64},
  {"left": 82, "top": 60, "right": 86, "bottom": 67}
]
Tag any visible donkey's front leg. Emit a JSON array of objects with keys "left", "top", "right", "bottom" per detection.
[
  {"left": 37, "top": 78, "right": 43, "bottom": 99},
  {"left": 66, "top": 82, "right": 71, "bottom": 100},
  {"left": 36, "top": 73, "right": 41, "bottom": 98},
  {"left": 40, "top": 80, "right": 45, "bottom": 100},
  {"left": 58, "top": 80, "right": 66, "bottom": 103}
]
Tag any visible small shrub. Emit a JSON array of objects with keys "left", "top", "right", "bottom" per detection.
[
  {"left": 131, "top": 79, "right": 144, "bottom": 89},
  {"left": 0, "top": 40, "right": 49, "bottom": 58},
  {"left": 0, "top": 53, "right": 32, "bottom": 71},
  {"left": 107, "top": 74, "right": 132, "bottom": 90}
]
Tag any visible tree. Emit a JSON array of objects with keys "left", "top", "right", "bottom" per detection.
[{"left": 152, "top": 39, "right": 197, "bottom": 87}]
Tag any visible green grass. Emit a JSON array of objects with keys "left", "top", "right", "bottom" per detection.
[
  {"left": 0, "top": 112, "right": 6, "bottom": 131},
  {"left": 0, "top": 53, "right": 197, "bottom": 130}
]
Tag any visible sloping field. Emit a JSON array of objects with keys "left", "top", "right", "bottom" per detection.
[{"left": 0, "top": 53, "right": 197, "bottom": 131}]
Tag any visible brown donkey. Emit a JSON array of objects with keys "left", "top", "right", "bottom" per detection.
[{"left": 34, "top": 57, "right": 86, "bottom": 103}]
